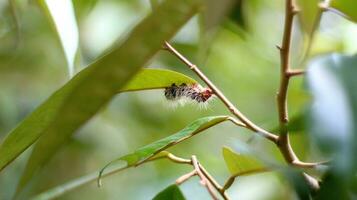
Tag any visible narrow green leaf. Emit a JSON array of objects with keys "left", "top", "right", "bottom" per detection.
[
  {"left": 222, "top": 146, "right": 264, "bottom": 175},
  {"left": 152, "top": 184, "right": 186, "bottom": 200},
  {"left": 98, "top": 116, "right": 229, "bottom": 186},
  {"left": 330, "top": 0, "right": 357, "bottom": 23},
  {"left": 38, "top": 0, "right": 79, "bottom": 77},
  {"left": 0, "top": 0, "right": 202, "bottom": 195}
]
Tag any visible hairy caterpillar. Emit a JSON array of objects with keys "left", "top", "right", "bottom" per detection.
[{"left": 164, "top": 83, "right": 214, "bottom": 107}]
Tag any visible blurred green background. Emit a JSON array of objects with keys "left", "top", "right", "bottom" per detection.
[{"left": 1, "top": 0, "right": 357, "bottom": 199}]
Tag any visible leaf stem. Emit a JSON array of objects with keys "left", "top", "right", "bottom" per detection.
[{"left": 221, "top": 168, "right": 270, "bottom": 193}]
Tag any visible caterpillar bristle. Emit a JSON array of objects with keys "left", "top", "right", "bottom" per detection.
[{"left": 164, "top": 83, "right": 214, "bottom": 108}]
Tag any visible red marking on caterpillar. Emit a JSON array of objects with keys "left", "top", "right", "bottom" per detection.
[{"left": 164, "top": 83, "right": 214, "bottom": 108}]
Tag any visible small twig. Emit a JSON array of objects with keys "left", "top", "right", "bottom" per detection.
[
  {"left": 192, "top": 156, "right": 219, "bottom": 200},
  {"left": 199, "top": 164, "right": 230, "bottom": 200},
  {"left": 163, "top": 42, "right": 278, "bottom": 143},
  {"left": 166, "top": 153, "right": 192, "bottom": 164},
  {"left": 227, "top": 116, "right": 246, "bottom": 128},
  {"left": 176, "top": 170, "right": 197, "bottom": 185}
]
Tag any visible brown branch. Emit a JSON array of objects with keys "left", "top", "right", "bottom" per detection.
[
  {"left": 199, "top": 164, "right": 229, "bottom": 200},
  {"left": 163, "top": 42, "right": 278, "bottom": 143},
  {"left": 191, "top": 156, "right": 219, "bottom": 200},
  {"left": 276, "top": 0, "right": 299, "bottom": 164},
  {"left": 276, "top": 0, "right": 320, "bottom": 190},
  {"left": 175, "top": 170, "right": 197, "bottom": 185}
]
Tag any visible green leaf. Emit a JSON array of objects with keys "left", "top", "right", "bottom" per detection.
[
  {"left": 38, "top": 0, "right": 79, "bottom": 77},
  {"left": 152, "top": 184, "right": 186, "bottom": 200},
  {"left": 296, "top": 0, "right": 320, "bottom": 34},
  {"left": 98, "top": 116, "right": 229, "bottom": 186},
  {"left": 0, "top": 0, "right": 202, "bottom": 195},
  {"left": 121, "top": 68, "right": 196, "bottom": 92},
  {"left": 306, "top": 54, "right": 357, "bottom": 178},
  {"left": 330, "top": 0, "right": 357, "bottom": 23},
  {"left": 222, "top": 146, "right": 264, "bottom": 175}
]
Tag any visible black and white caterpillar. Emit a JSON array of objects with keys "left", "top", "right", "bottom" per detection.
[{"left": 164, "top": 83, "right": 214, "bottom": 107}]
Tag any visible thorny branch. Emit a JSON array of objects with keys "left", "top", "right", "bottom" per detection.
[{"left": 276, "top": 0, "right": 320, "bottom": 190}]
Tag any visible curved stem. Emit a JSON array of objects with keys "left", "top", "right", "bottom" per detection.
[{"left": 221, "top": 168, "right": 270, "bottom": 193}]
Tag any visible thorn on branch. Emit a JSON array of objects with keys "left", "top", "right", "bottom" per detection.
[
  {"left": 287, "top": 70, "right": 305, "bottom": 77},
  {"left": 292, "top": 8, "right": 300, "bottom": 15}
]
